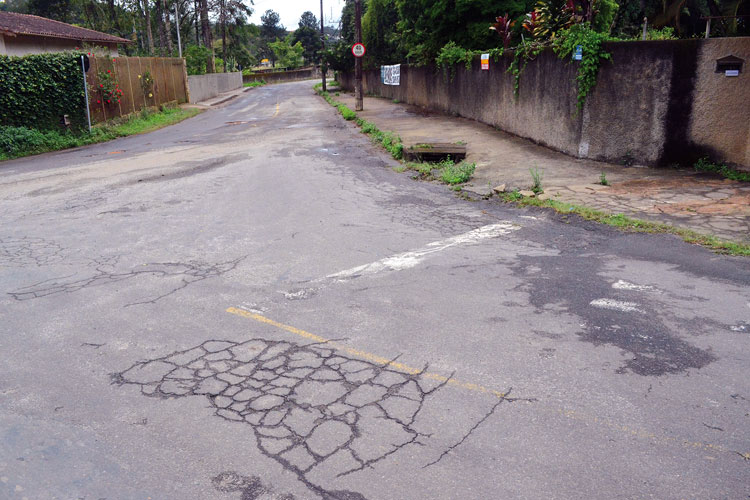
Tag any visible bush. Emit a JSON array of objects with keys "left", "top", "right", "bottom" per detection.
[
  {"left": 0, "top": 52, "right": 87, "bottom": 131},
  {"left": 0, "top": 125, "right": 87, "bottom": 158},
  {"left": 185, "top": 45, "right": 212, "bottom": 75}
]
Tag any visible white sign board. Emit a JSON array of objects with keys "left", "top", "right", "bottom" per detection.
[
  {"left": 481, "top": 53, "right": 490, "bottom": 70},
  {"left": 725, "top": 69, "right": 739, "bottom": 77},
  {"left": 352, "top": 43, "right": 366, "bottom": 58},
  {"left": 381, "top": 64, "right": 401, "bottom": 86}
]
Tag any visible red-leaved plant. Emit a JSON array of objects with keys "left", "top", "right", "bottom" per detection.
[{"left": 490, "top": 13, "right": 516, "bottom": 48}]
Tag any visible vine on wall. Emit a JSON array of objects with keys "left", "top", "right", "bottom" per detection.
[
  {"left": 553, "top": 24, "right": 612, "bottom": 110},
  {"left": 0, "top": 52, "right": 87, "bottom": 131}
]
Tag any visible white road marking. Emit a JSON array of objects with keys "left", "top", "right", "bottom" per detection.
[
  {"left": 590, "top": 299, "right": 645, "bottom": 313},
  {"left": 328, "top": 223, "right": 519, "bottom": 280},
  {"left": 612, "top": 280, "right": 657, "bottom": 292}
]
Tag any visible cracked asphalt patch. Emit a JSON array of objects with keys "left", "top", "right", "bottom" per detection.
[
  {"left": 9, "top": 256, "right": 245, "bottom": 306},
  {"left": 114, "top": 337, "right": 514, "bottom": 499}
]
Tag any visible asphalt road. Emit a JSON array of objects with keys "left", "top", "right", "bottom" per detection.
[{"left": 1, "top": 80, "right": 749, "bottom": 500}]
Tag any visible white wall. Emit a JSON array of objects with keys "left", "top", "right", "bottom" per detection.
[
  {"left": 187, "top": 72, "right": 243, "bottom": 103},
  {"left": 0, "top": 34, "right": 5, "bottom": 54},
  {"left": 0, "top": 35, "right": 119, "bottom": 57}
]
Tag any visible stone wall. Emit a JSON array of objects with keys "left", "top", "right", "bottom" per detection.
[
  {"left": 340, "top": 37, "right": 749, "bottom": 170},
  {"left": 187, "top": 72, "right": 243, "bottom": 104}
]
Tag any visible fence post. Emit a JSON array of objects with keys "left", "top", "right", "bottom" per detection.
[
  {"left": 182, "top": 58, "right": 191, "bottom": 104},
  {"left": 125, "top": 56, "right": 136, "bottom": 115},
  {"left": 80, "top": 55, "right": 92, "bottom": 133}
]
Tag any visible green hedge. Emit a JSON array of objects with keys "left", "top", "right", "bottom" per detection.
[{"left": 0, "top": 52, "right": 87, "bottom": 131}]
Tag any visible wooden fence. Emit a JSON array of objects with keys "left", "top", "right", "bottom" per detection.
[{"left": 86, "top": 56, "right": 189, "bottom": 123}]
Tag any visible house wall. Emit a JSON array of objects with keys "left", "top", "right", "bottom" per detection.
[
  {"left": 0, "top": 35, "right": 119, "bottom": 57},
  {"left": 340, "top": 37, "right": 749, "bottom": 170},
  {"left": 688, "top": 37, "right": 750, "bottom": 169},
  {"left": 0, "top": 34, "right": 5, "bottom": 54}
]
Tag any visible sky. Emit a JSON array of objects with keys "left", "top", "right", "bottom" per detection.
[{"left": 247, "top": 0, "right": 346, "bottom": 30}]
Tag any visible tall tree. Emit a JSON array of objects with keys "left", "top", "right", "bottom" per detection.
[
  {"left": 298, "top": 10, "right": 318, "bottom": 30},
  {"left": 362, "top": 0, "right": 403, "bottom": 67},
  {"left": 137, "top": 0, "right": 155, "bottom": 53},
  {"left": 292, "top": 11, "right": 320, "bottom": 64},
  {"left": 26, "top": 0, "right": 72, "bottom": 21},
  {"left": 260, "top": 9, "right": 285, "bottom": 66},
  {"left": 199, "top": 0, "right": 214, "bottom": 71}
]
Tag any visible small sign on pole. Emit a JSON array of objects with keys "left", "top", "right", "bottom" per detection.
[
  {"left": 573, "top": 45, "right": 583, "bottom": 61},
  {"left": 481, "top": 53, "right": 490, "bottom": 70},
  {"left": 352, "top": 43, "right": 366, "bottom": 58}
]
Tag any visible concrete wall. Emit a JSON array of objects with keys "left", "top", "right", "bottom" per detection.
[
  {"left": 244, "top": 67, "right": 321, "bottom": 84},
  {"left": 187, "top": 72, "right": 243, "bottom": 103},
  {"left": 0, "top": 34, "right": 119, "bottom": 56},
  {"left": 341, "top": 37, "right": 749, "bottom": 170}
]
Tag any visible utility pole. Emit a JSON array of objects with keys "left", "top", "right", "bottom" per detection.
[
  {"left": 320, "top": 0, "right": 326, "bottom": 92},
  {"left": 174, "top": 1, "right": 182, "bottom": 58},
  {"left": 354, "top": 0, "right": 363, "bottom": 111}
]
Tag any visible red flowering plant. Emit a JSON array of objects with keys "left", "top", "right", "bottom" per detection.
[{"left": 93, "top": 68, "right": 123, "bottom": 106}]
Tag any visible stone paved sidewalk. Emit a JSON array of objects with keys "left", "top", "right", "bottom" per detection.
[{"left": 332, "top": 91, "right": 749, "bottom": 244}]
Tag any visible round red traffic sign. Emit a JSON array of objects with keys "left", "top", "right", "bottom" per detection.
[{"left": 352, "top": 43, "right": 366, "bottom": 58}]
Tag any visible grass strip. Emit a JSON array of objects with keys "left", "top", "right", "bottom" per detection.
[
  {"left": 497, "top": 192, "right": 750, "bottom": 256},
  {"left": 244, "top": 80, "right": 266, "bottom": 88},
  {"left": 0, "top": 106, "right": 202, "bottom": 161}
]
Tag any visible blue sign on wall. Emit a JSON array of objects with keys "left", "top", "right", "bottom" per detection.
[{"left": 573, "top": 45, "right": 583, "bottom": 61}]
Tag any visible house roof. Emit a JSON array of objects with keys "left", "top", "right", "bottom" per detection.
[{"left": 0, "top": 11, "right": 132, "bottom": 44}]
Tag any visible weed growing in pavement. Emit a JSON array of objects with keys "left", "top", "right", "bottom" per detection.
[
  {"left": 355, "top": 118, "right": 403, "bottom": 159},
  {"left": 441, "top": 161, "right": 476, "bottom": 184},
  {"left": 406, "top": 162, "right": 435, "bottom": 178},
  {"left": 495, "top": 192, "right": 750, "bottom": 256},
  {"left": 694, "top": 157, "right": 750, "bottom": 182},
  {"left": 339, "top": 105, "right": 357, "bottom": 120},
  {"left": 403, "top": 158, "right": 475, "bottom": 185},
  {"left": 599, "top": 171, "right": 609, "bottom": 186},
  {"left": 392, "top": 165, "right": 407, "bottom": 173},
  {"left": 530, "top": 167, "right": 544, "bottom": 193}
]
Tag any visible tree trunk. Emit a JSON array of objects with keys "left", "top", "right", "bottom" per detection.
[
  {"left": 156, "top": 0, "right": 166, "bottom": 55},
  {"left": 221, "top": 0, "right": 227, "bottom": 72},
  {"left": 143, "top": 0, "right": 155, "bottom": 55},
  {"left": 194, "top": 0, "right": 200, "bottom": 45},
  {"left": 199, "top": 0, "right": 214, "bottom": 72},
  {"left": 107, "top": 0, "right": 119, "bottom": 35},
  {"left": 161, "top": 0, "right": 174, "bottom": 55}
]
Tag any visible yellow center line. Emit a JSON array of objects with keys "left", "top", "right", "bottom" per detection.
[
  {"left": 225, "top": 306, "right": 744, "bottom": 459},
  {"left": 226, "top": 307, "right": 510, "bottom": 399},
  {"left": 273, "top": 102, "right": 280, "bottom": 117}
]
